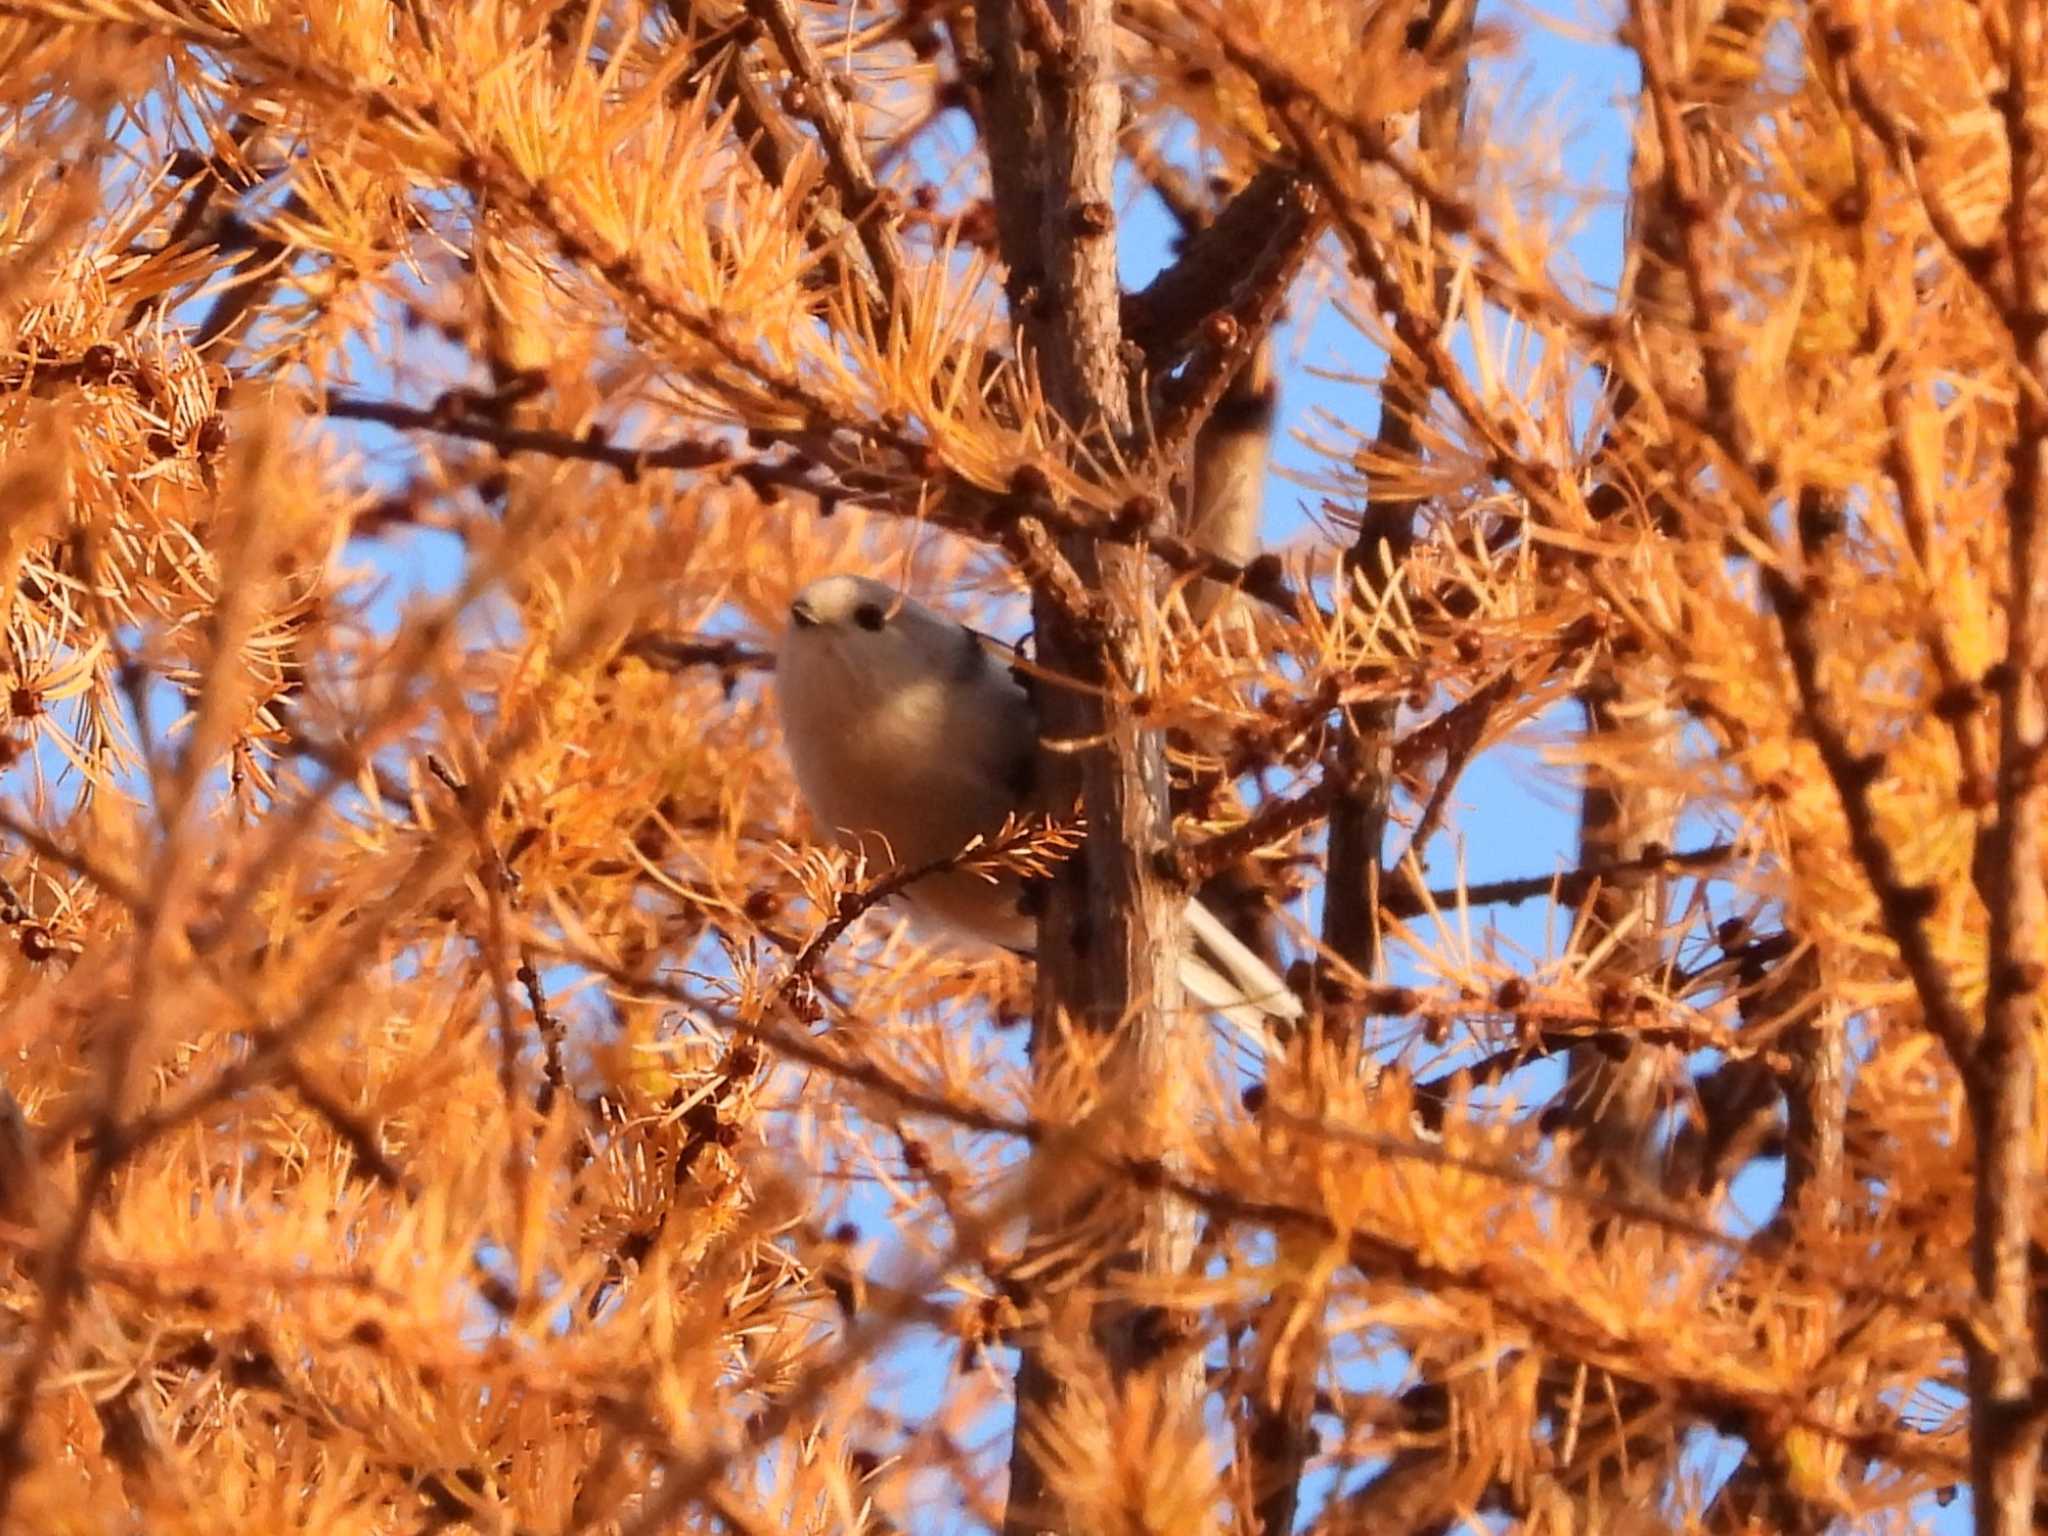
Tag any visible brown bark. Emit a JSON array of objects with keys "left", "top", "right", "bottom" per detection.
[
  {"left": 1971, "top": 5, "right": 2048, "bottom": 1523},
  {"left": 985, "top": 2, "right": 1200, "bottom": 1531}
]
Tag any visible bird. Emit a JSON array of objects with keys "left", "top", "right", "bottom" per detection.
[{"left": 773, "top": 572, "right": 1301, "bottom": 1044}]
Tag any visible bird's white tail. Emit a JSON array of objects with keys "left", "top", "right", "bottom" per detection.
[{"left": 1179, "top": 897, "right": 1301, "bottom": 1056}]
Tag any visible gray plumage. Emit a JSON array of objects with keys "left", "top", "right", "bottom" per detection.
[{"left": 774, "top": 574, "right": 1301, "bottom": 1039}]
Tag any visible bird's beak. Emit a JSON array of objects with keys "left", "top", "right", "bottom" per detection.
[{"left": 789, "top": 597, "right": 820, "bottom": 630}]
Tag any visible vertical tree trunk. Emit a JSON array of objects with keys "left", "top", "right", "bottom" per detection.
[
  {"left": 986, "top": 3, "right": 1199, "bottom": 1530},
  {"left": 1972, "top": 5, "right": 2048, "bottom": 1519}
]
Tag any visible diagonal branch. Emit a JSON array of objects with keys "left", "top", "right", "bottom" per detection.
[
  {"left": 1121, "top": 165, "right": 1323, "bottom": 368},
  {"left": 742, "top": 0, "right": 908, "bottom": 322}
]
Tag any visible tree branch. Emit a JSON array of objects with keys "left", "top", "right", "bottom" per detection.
[
  {"left": 742, "top": 0, "right": 909, "bottom": 323},
  {"left": 1968, "top": 0, "right": 2048, "bottom": 1522},
  {"left": 985, "top": 0, "right": 1203, "bottom": 1526}
]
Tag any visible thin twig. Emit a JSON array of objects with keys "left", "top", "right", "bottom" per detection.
[{"left": 742, "top": 0, "right": 908, "bottom": 320}]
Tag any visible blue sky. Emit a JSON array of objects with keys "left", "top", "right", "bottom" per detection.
[{"left": 297, "top": 2, "right": 1962, "bottom": 1526}]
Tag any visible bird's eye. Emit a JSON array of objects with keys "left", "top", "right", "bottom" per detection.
[{"left": 854, "top": 602, "right": 887, "bottom": 632}]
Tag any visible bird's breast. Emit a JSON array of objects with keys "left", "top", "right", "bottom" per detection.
[{"left": 784, "top": 669, "right": 1013, "bottom": 865}]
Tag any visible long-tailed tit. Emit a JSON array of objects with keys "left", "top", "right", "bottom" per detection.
[{"left": 774, "top": 574, "right": 1301, "bottom": 1040}]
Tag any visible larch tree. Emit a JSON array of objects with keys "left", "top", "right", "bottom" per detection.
[{"left": 0, "top": 0, "right": 2034, "bottom": 1532}]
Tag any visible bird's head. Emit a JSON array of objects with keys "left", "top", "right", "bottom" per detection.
[{"left": 778, "top": 574, "right": 985, "bottom": 701}]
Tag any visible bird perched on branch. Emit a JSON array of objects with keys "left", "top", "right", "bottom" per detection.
[{"left": 774, "top": 573, "right": 1301, "bottom": 1043}]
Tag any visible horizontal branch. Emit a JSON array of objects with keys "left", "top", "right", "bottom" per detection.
[
  {"left": 322, "top": 388, "right": 1306, "bottom": 611},
  {"left": 616, "top": 632, "right": 775, "bottom": 674},
  {"left": 325, "top": 391, "right": 751, "bottom": 477},
  {"left": 1385, "top": 841, "right": 1740, "bottom": 919}
]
